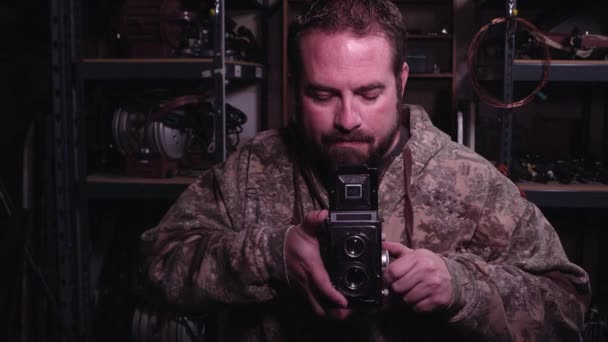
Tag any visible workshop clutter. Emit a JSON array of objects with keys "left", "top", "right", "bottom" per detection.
[
  {"left": 108, "top": 89, "right": 247, "bottom": 178},
  {"left": 113, "top": 0, "right": 260, "bottom": 60},
  {"left": 509, "top": 154, "right": 608, "bottom": 185}
]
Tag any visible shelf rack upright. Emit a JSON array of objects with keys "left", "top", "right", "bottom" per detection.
[
  {"left": 499, "top": 0, "right": 516, "bottom": 170},
  {"left": 48, "top": 0, "right": 91, "bottom": 340}
]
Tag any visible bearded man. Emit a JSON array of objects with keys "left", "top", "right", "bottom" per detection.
[{"left": 141, "top": 1, "right": 590, "bottom": 340}]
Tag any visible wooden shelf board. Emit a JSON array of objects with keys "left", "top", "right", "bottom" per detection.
[
  {"left": 410, "top": 72, "right": 453, "bottom": 78},
  {"left": 512, "top": 59, "right": 608, "bottom": 82},
  {"left": 517, "top": 181, "right": 608, "bottom": 208},
  {"left": 87, "top": 173, "right": 197, "bottom": 185},
  {"left": 407, "top": 34, "right": 453, "bottom": 40},
  {"left": 518, "top": 181, "right": 608, "bottom": 193},
  {"left": 80, "top": 58, "right": 264, "bottom": 80},
  {"left": 86, "top": 173, "right": 197, "bottom": 200}
]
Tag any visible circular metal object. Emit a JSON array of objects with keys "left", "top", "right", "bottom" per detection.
[
  {"left": 381, "top": 249, "right": 390, "bottom": 269},
  {"left": 344, "top": 235, "right": 367, "bottom": 258},
  {"left": 112, "top": 106, "right": 188, "bottom": 160},
  {"left": 150, "top": 118, "right": 188, "bottom": 160},
  {"left": 343, "top": 265, "right": 368, "bottom": 291},
  {"left": 112, "top": 107, "right": 144, "bottom": 155}
]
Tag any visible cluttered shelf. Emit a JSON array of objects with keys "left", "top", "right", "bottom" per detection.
[
  {"left": 80, "top": 58, "right": 264, "bottom": 80},
  {"left": 518, "top": 181, "right": 608, "bottom": 208}
]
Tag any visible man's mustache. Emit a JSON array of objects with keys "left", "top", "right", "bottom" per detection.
[{"left": 321, "top": 131, "right": 374, "bottom": 144}]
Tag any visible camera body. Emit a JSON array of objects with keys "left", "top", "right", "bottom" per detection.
[{"left": 323, "top": 165, "right": 385, "bottom": 306}]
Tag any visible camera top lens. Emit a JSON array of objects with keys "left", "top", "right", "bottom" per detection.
[{"left": 344, "top": 235, "right": 367, "bottom": 258}]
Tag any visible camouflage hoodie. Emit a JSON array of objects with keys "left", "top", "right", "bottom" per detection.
[{"left": 141, "top": 105, "right": 590, "bottom": 341}]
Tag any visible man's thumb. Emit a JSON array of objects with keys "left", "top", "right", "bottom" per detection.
[
  {"left": 301, "top": 209, "right": 328, "bottom": 234},
  {"left": 382, "top": 241, "right": 411, "bottom": 258}
]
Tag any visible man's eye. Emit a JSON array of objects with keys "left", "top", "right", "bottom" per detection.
[
  {"left": 360, "top": 93, "right": 380, "bottom": 101},
  {"left": 311, "top": 92, "right": 332, "bottom": 102}
]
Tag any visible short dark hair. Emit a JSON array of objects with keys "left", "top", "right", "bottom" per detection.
[{"left": 287, "top": 0, "right": 407, "bottom": 86}]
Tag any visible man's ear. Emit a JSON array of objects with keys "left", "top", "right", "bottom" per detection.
[{"left": 399, "top": 62, "right": 409, "bottom": 97}]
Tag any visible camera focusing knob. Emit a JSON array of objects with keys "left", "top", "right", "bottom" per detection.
[
  {"left": 381, "top": 249, "right": 390, "bottom": 269},
  {"left": 381, "top": 251, "right": 390, "bottom": 297}
]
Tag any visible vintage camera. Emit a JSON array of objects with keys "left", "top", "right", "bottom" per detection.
[{"left": 323, "top": 165, "right": 388, "bottom": 306}]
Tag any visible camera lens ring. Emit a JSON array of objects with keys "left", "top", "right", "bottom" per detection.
[
  {"left": 344, "top": 234, "right": 367, "bottom": 258},
  {"left": 343, "top": 265, "right": 368, "bottom": 291}
]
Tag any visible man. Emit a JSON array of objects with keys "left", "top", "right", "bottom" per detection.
[{"left": 141, "top": 0, "right": 590, "bottom": 340}]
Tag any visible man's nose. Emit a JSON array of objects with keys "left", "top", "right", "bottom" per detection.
[{"left": 334, "top": 97, "right": 361, "bottom": 132}]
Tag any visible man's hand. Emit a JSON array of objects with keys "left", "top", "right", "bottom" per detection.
[
  {"left": 284, "top": 209, "right": 350, "bottom": 319},
  {"left": 383, "top": 241, "right": 453, "bottom": 313}
]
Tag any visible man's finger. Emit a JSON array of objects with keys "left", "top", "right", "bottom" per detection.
[
  {"left": 301, "top": 209, "right": 328, "bottom": 235},
  {"left": 327, "top": 307, "right": 352, "bottom": 320},
  {"left": 382, "top": 241, "right": 412, "bottom": 258},
  {"left": 304, "top": 288, "right": 327, "bottom": 317},
  {"left": 411, "top": 295, "right": 437, "bottom": 313},
  {"left": 384, "top": 254, "right": 416, "bottom": 284},
  {"left": 310, "top": 266, "right": 348, "bottom": 308}
]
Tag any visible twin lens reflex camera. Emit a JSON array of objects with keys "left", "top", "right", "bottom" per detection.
[{"left": 323, "top": 165, "right": 390, "bottom": 306}]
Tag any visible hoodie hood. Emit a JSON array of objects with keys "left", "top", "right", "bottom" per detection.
[{"left": 403, "top": 104, "right": 451, "bottom": 183}]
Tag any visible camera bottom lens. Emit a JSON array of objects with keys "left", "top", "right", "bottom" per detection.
[{"left": 344, "top": 266, "right": 368, "bottom": 290}]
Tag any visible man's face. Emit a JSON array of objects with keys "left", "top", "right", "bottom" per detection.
[{"left": 297, "top": 30, "right": 408, "bottom": 167}]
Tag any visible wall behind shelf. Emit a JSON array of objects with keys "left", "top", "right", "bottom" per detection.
[{"left": 473, "top": 81, "right": 608, "bottom": 163}]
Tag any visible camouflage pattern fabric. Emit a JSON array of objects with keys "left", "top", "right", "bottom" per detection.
[{"left": 141, "top": 104, "right": 590, "bottom": 341}]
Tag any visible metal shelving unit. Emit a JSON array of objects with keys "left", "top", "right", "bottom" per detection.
[
  {"left": 519, "top": 183, "right": 608, "bottom": 208},
  {"left": 46, "top": 0, "right": 271, "bottom": 339},
  {"left": 496, "top": 0, "right": 608, "bottom": 208},
  {"left": 492, "top": 2, "right": 608, "bottom": 322},
  {"left": 83, "top": 0, "right": 235, "bottom": 163},
  {"left": 79, "top": 1, "right": 274, "bottom": 197}
]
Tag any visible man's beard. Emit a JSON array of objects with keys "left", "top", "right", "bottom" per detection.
[
  {"left": 320, "top": 124, "right": 398, "bottom": 167},
  {"left": 298, "top": 109, "right": 401, "bottom": 171}
]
